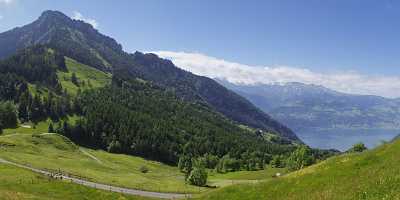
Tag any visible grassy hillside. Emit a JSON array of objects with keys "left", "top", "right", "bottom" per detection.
[
  {"left": 198, "top": 139, "right": 400, "bottom": 200},
  {"left": 0, "top": 128, "right": 278, "bottom": 195},
  {"left": 57, "top": 57, "right": 111, "bottom": 95},
  {"left": 0, "top": 133, "right": 199, "bottom": 193},
  {"left": 0, "top": 164, "right": 153, "bottom": 200}
]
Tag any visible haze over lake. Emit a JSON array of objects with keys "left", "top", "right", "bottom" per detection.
[{"left": 296, "top": 129, "right": 400, "bottom": 151}]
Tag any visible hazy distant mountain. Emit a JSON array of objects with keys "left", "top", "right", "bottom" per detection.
[{"left": 218, "top": 80, "right": 400, "bottom": 132}]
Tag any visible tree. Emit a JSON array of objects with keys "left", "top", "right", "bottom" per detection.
[
  {"left": 286, "top": 145, "right": 315, "bottom": 171},
  {"left": 349, "top": 143, "right": 367, "bottom": 153},
  {"left": 187, "top": 159, "right": 208, "bottom": 186},
  {"left": 107, "top": 140, "right": 121, "bottom": 153},
  {"left": 48, "top": 122, "right": 54, "bottom": 133},
  {"left": 18, "top": 91, "right": 31, "bottom": 122},
  {"left": 216, "top": 155, "right": 240, "bottom": 173},
  {"left": 30, "top": 94, "right": 43, "bottom": 122},
  {"left": 271, "top": 155, "right": 285, "bottom": 168},
  {"left": 0, "top": 101, "right": 18, "bottom": 130},
  {"left": 71, "top": 72, "right": 79, "bottom": 86},
  {"left": 178, "top": 155, "right": 193, "bottom": 178}
]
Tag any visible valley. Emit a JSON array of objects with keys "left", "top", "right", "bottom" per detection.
[{"left": 0, "top": 7, "right": 399, "bottom": 200}]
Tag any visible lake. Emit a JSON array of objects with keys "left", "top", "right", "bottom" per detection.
[{"left": 296, "top": 128, "right": 400, "bottom": 151}]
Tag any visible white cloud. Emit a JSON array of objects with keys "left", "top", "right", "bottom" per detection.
[
  {"left": 0, "top": 15, "right": 3, "bottom": 20},
  {"left": 152, "top": 51, "right": 400, "bottom": 98},
  {"left": 72, "top": 11, "right": 98, "bottom": 29},
  {"left": 0, "top": 0, "right": 13, "bottom": 4}
]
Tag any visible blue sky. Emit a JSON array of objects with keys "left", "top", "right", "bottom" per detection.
[{"left": 1, "top": 0, "right": 400, "bottom": 97}]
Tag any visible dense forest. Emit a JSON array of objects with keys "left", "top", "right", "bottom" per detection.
[
  {"left": 61, "top": 76, "right": 295, "bottom": 165},
  {"left": 0, "top": 46, "right": 74, "bottom": 124}
]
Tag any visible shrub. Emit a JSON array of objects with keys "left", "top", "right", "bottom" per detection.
[
  {"left": 349, "top": 143, "right": 367, "bottom": 153},
  {"left": 271, "top": 155, "right": 285, "bottom": 168},
  {"left": 188, "top": 160, "right": 208, "bottom": 186},
  {"left": 286, "top": 145, "right": 315, "bottom": 171},
  {"left": 139, "top": 165, "right": 149, "bottom": 173}
]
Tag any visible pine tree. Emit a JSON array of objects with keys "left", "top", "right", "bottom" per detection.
[
  {"left": 48, "top": 122, "right": 54, "bottom": 133},
  {"left": 71, "top": 72, "right": 79, "bottom": 86}
]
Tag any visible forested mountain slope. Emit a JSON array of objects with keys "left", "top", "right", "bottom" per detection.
[
  {"left": 0, "top": 44, "right": 298, "bottom": 170},
  {"left": 0, "top": 10, "right": 299, "bottom": 141}
]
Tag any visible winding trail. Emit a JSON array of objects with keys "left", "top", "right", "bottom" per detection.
[{"left": 0, "top": 158, "right": 191, "bottom": 199}]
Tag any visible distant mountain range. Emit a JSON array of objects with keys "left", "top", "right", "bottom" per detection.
[{"left": 218, "top": 80, "right": 400, "bottom": 132}]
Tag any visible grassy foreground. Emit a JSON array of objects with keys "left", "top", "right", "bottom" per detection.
[
  {"left": 0, "top": 133, "right": 200, "bottom": 193},
  {"left": 198, "top": 139, "right": 400, "bottom": 200},
  {"left": 0, "top": 163, "right": 153, "bottom": 200}
]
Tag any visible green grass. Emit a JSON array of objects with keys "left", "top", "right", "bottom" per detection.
[
  {"left": 57, "top": 57, "right": 111, "bottom": 96},
  {"left": 209, "top": 167, "right": 285, "bottom": 181},
  {"left": 2, "top": 120, "right": 51, "bottom": 135},
  {"left": 2, "top": 116, "right": 79, "bottom": 136},
  {"left": 0, "top": 133, "right": 201, "bottom": 194},
  {"left": 0, "top": 163, "right": 153, "bottom": 200},
  {"left": 0, "top": 118, "right": 288, "bottom": 197},
  {"left": 198, "top": 139, "right": 400, "bottom": 200}
]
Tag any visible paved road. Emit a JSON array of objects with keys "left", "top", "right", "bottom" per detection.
[{"left": 0, "top": 158, "right": 191, "bottom": 199}]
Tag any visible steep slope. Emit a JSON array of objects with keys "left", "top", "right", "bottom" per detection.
[
  {"left": 0, "top": 10, "right": 299, "bottom": 141},
  {"left": 123, "top": 52, "right": 297, "bottom": 140},
  {"left": 199, "top": 139, "right": 400, "bottom": 200},
  {"left": 219, "top": 81, "right": 400, "bottom": 132}
]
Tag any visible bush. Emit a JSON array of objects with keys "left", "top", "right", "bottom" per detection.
[
  {"left": 215, "top": 155, "right": 240, "bottom": 173},
  {"left": 271, "top": 155, "right": 285, "bottom": 168},
  {"left": 139, "top": 165, "right": 149, "bottom": 173},
  {"left": 286, "top": 145, "right": 315, "bottom": 171},
  {"left": 187, "top": 160, "right": 208, "bottom": 186},
  {"left": 349, "top": 143, "right": 367, "bottom": 153}
]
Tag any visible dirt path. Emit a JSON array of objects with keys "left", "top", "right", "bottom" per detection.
[
  {"left": 79, "top": 148, "right": 103, "bottom": 164},
  {"left": 0, "top": 158, "right": 191, "bottom": 199}
]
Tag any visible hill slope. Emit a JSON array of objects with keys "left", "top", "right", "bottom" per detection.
[
  {"left": 0, "top": 163, "right": 151, "bottom": 200},
  {"left": 0, "top": 10, "right": 298, "bottom": 141},
  {"left": 199, "top": 139, "right": 400, "bottom": 200}
]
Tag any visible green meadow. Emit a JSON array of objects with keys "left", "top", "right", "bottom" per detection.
[
  {"left": 197, "top": 139, "right": 400, "bottom": 200},
  {"left": 0, "top": 125, "right": 279, "bottom": 195},
  {"left": 0, "top": 163, "right": 153, "bottom": 200}
]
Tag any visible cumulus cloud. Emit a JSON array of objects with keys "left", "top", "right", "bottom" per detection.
[
  {"left": 72, "top": 11, "right": 98, "bottom": 29},
  {"left": 152, "top": 51, "right": 400, "bottom": 98}
]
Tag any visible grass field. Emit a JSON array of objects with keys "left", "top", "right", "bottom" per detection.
[
  {"left": 0, "top": 133, "right": 200, "bottom": 194},
  {"left": 57, "top": 57, "right": 112, "bottom": 96},
  {"left": 0, "top": 120, "right": 289, "bottom": 198},
  {"left": 0, "top": 163, "right": 154, "bottom": 200},
  {"left": 198, "top": 139, "right": 400, "bottom": 200},
  {"left": 2, "top": 116, "right": 79, "bottom": 136}
]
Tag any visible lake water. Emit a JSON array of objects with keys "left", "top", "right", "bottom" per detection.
[{"left": 296, "top": 128, "right": 400, "bottom": 151}]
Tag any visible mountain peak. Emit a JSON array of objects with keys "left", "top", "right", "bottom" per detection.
[
  {"left": 40, "top": 10, "right": 68, "bottom": 18},
  {"left": 37, "top": 10, "right": 73, "bottom": 25}
]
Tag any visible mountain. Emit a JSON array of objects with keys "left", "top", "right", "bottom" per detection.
[
  {"left": 0, "top": 10, "right": 299, "bottom": 141},
  {"left": 218, "top": 80, "right": 400, "bottom": 132}
]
